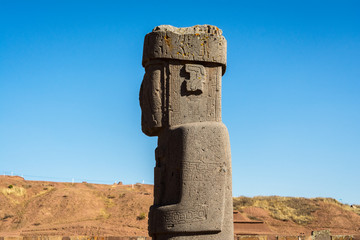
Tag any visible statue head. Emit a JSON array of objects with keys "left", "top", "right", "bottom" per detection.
[{"left": 140, "top": 25, "right": 227, "bottom": 136}]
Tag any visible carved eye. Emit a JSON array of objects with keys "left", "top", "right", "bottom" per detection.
[{"left": 185, "top": 64, "right": 206, "bottom": 94}]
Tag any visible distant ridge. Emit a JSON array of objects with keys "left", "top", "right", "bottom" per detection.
[{"left": 1, "top": 176, "right": 360, "bottom": 237}]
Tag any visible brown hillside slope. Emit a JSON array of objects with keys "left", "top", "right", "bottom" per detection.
[
  {"left": 233, "top": 196, "right": 360, "bottom": 236},
  {"left": 1, "top": 176, "right": 360, "bottom": 237},
  {"left": 0, "top": 176, "right": 152, "bottom": 237}
]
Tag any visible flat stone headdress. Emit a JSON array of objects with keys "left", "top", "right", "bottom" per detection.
[{"left": 142, "top": 25, "right": 227, "bottom": 74}]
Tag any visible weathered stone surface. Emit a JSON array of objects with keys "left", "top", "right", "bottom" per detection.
[
  {"left": 142, "top": 25, "right": 227, "bottom": 74},
  {"left": 312, "top": 230, "right": 331, "bottom": 240},
  {"left": 236, "top": 236, "right": 268, "bottom": 240},
  {"left": 277, "top": 236, "right": 299, "bottom": 240},
  {"left": 331, "top": 236, "right": 353, "bottom": 240},
  {"left": 140, "top": 25, "right": 233, "bottom": 239}
]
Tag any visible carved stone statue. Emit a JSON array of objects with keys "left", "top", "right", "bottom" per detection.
[{"left": 140, "top": 25, "right": 233, "bottom": 240}]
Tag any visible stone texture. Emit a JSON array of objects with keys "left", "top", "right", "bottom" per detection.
[
  {"left": 277, "top": 236, "right": 299, "bottom": 240},
  {"left": 236, "top": 236, "right": 268, "bottom": 240},
  {"left": 142, "top": 25, "right": 227, "bottom": 74},
  {"left": 312, "top": 231, "right": 331, "bottom": 240},
  {"left": 331, "top": 236, "right": 353, "bottom": 240},
  {"left": 140, "top": 25, "right": 233, "bottom": 239}
]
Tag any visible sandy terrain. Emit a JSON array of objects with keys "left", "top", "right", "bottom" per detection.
[{"left": 1, "top": 176, "right": 359, "bottom": 238}]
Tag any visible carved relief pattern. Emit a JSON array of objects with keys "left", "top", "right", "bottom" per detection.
[
  {"left": 185, "top": 64, "right": 206, "bottom": 93},
  {"left": 140, "top": 25, "right": 232, "bottom": 239},
  {"left": 168, "top": 63, "right": 222, "bottom": 126},
  {"left": 182, "top": 161, "right": 224, "bottom": 182},
  {"left": 163, "top": 206, "right": 208, "bottom": 226}
]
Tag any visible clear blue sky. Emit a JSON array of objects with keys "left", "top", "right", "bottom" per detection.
[{"left": 1, "top": 1, "right": 359, "bottom": 204}]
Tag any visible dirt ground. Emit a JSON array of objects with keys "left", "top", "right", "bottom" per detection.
[
  {"left": 234, "top": 197, "right": 360, "bottom": 237},
  {"left": 1, "top": 176, "right": 359, "bottom": 238}
]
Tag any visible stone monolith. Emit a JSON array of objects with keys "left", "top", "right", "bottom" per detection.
[{"left": 139, "top": 25, "right": 233, "bottom": 240}]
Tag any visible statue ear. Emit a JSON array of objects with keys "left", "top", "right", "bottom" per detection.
[{"left": 140, "top": 64, "right": 163, "bottom": 136}]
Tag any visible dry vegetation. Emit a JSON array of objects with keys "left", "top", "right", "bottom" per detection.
[
  {"left": 314, "top": 198, "right": 360, "bottom": 216},
  {"left": 234, "top": 196, "right": 360, "bottom": 225},
  {"left": 1, "top": 176, "right": 360, "bottom": 237},
  {"left": 351, "top": 205, "right": 360, "bottom": 215},
  {"left": 0, "top": 176, "right": 152, "bottom": 237},
  {"left": 233, "top": 196, "right": 319, "bottom": 224}
]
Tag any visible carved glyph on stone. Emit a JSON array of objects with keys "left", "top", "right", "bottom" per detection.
[
  {"left": 185, "top": 64, "right": 206, "bottom": 93},
  {"left": 140, "top": 25, "right": 233, "bottom": 240}
]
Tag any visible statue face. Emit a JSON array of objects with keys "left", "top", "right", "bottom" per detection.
[{"left": 140, "top": 64, "right": 163, "bottom": 136}]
